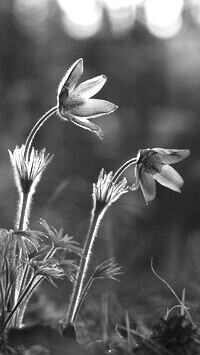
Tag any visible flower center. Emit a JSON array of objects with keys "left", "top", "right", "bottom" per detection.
[{"left": 138, "top": 149, "right": 162, "bottom": 174}]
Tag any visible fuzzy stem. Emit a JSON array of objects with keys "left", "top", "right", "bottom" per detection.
[
  {"left": 66, "top": 208, "right": 103, "bottom": 325},
  {"left": 15, "top": 274, "right": 44, "bottom": 328},
  {"left": 24, "top": 105, "right": 57, "bottom": 160},
  {"left": 14, "top": 192, "right": 32, "bottom": 299},
  {"left": 12, "top": 191, "right": 33, "bottom": 326},
  {"left": 16, "top": 192, "right": 32, "bottom": 231},
  {"left": 0, "top": 274, "right": 39, "bottom": 333},
  {"left": 112, "top": 158, "right": 137, "bottom": 183},
  {"left": 72, "top": 272, "right": 94, "bottom": 322},
  {"left": 0, "top": 280, "right": 5, "bottom": 322}
]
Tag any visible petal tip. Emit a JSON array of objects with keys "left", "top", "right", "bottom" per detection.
[
  {"left": 77, "top": 58, "right": 83, "bottom": 65},
  {"left": 107, "top": 103, "right": 118, "bottom": 114},
  {"left": 95, "top": 129, "right": 104, "bottom": 140},
  {"left": 75, "top": 58, "right": 83, "bottom": 70},
  {"left": 145, "top": 197, "right": 155, "bottom": 205},
  {"left": 101, "top": 74, "right": 107, "bottom": 81},
  {"left": 185, "top": 149, "right": 190, "bottom": 157}
]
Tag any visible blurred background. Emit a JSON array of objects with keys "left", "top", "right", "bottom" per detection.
[{"left": 1, "top": 0, "right": 200, "bottom": 327}]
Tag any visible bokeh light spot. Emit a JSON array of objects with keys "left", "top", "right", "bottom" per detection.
[
  {"left": 15, "top": 0, "right": 49, "bottom": 33},
  {"left": 144, "top": 0, "right": 184, "bottom": 38},
  {"left": 102, "top": 0, "right": 142, "bottom": 11},
  {"left": 57, "top": 0, "right": 102, "bottom": 39},
  {"left": 102, "top": 0, "right": 138, "bottom": 34},
  {"left": 190, "top": 0, "right": 200, "bottom": 25}
]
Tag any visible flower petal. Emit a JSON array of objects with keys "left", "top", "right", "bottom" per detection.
[
  {"left": 72, "top": 75, "right": 107, "bottom": 99},
  {"left": 152, "top": 148, "right": 190, "bottom": 165},
  {"left": 154, "top": 165, "right": 184, "bottom": 192},
  {"left": 70, "top": 99, "right": 118, "bottom": 118},
  {"left": 57, "top": 58, "right": 83, "bottom": 96},
  {"left": 70, "top": 115, "right": 103, "bottom": 139},
  {"left": 139, "top": 169, "right": 156, "bottom": 204}
]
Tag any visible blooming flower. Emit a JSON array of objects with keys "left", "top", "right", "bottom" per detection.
[
  {"left": 134, "top": 148, "right": 190, "bottom": 204},
  {"left": 57, "top": 58, "right": 118, "bottom": 139},
  {"left": 9, "top": 145, "right": 53, "bottom": 195}
]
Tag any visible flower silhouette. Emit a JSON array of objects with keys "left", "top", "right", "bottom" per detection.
[
  {"left": 134, "top": 148, "right": 190, "bottom": 204},
  {"left": 57, "top": 58, "right": 118, "bottom": 139}
]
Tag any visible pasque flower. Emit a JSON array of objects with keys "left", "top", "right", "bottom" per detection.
[
  {"left": 57, "top": 58, "right": 118, "bottom": 139},
  {"left": 135, "top": 148, "right": 190, "bottom": 204}
]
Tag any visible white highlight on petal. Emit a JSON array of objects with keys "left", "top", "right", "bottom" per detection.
[
  {"left": 58, "top": 58, "right": 83, "bottom": 96},
  {"left": 73, "top": 75, "right": 107, "bottom": 99},
  {"left": 153, "top": 148, "right": 190, "bottom": 165},
  {"left": 71, "top": 99, "right": 117, "bottom": 118},
  {"left": 154, "top": 165, "right": 184, "bottom": 192}
]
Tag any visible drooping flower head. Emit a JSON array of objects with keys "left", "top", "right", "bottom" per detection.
[
  {"left": 57, "top": 58, "right": 118, "bottom": 139},
  {"left": 135, "top": 148, "right": 190, "bottom": 204}
]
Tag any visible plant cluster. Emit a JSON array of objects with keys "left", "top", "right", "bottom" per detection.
[{"left": 0, "top": 59, "right": 194, "bottom": 354}]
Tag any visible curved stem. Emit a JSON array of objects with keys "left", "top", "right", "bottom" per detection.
[
  {"left": 24, "top": 106, "right": 57, "bottom": 160},
  {"left": 66, "top": 209, "right": 103, "bottom": 325},
  {"left": 112, "top": 158, "right": 137, "bottom": 183}
]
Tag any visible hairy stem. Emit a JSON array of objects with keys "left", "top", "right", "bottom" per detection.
[
  {"left": 112, "top": 157, "right": 137, "bottom": 182},
  {"left": 24, "top": 105, "right": 57, "bottom": 160},
  {"left": 16, "top": 192, "right": 32, "bottom": 231},
  {"left": 13, "top": 192, "right": 33, "bottom": 314},
  {"left": 15, "top": 274, "right": 45, "bottom": 328},
  {"left": 0, "top": 274, "right": 39, "bottom": 333},
  {"left": 66, "top": 209, "right": 103, "bottom": 324},
  {"left": 72, "top": 272, "right": 94, "bottom": 322}
]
